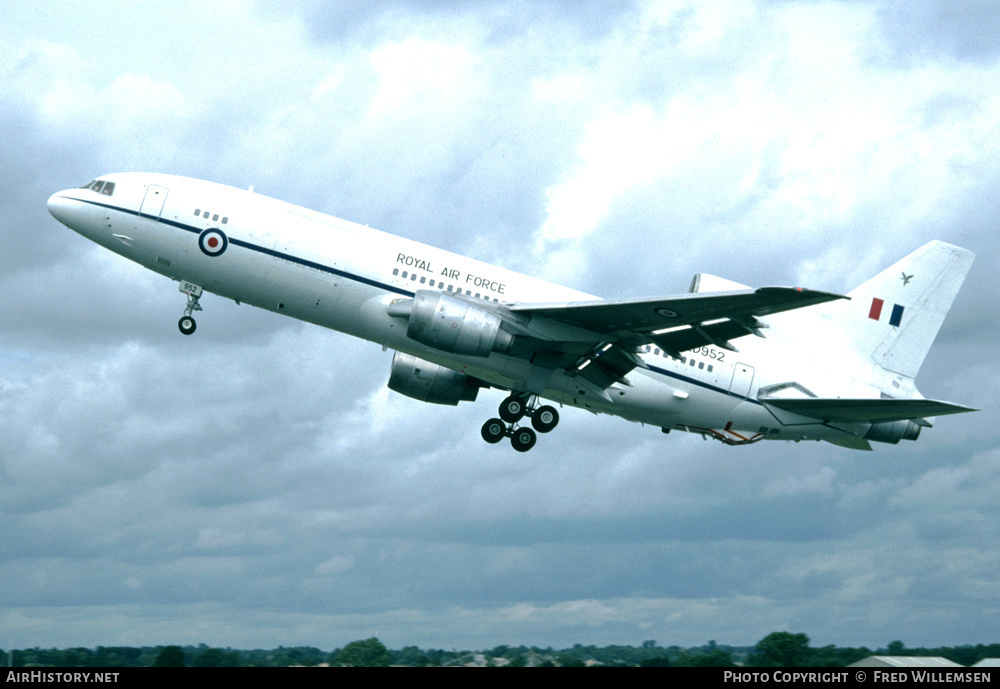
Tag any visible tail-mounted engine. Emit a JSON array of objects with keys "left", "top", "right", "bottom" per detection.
[
  {"left": 387, "top": 290, "right": 514, "bottom": 357},
  {"left": 387, "top": 351, "right": 482, "bottom": 405}
]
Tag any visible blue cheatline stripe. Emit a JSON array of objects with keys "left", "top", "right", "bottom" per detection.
[
  {"left": 72, "top": 196, "right": 415, "bottom": 298},
  {"left": 645, "top": 364, "right": 764, "bottom": 406},
  {"left": 889, "top": 303, "right": 904, "bottom": 327}
]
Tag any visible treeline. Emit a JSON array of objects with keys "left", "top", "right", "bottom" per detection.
[{"left": 2, "top": 635, "right": 998, "bottom": 667}]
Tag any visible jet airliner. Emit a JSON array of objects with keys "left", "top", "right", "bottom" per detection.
[{"left": 48, "top": 174, "right": 975, "bottom": 452}]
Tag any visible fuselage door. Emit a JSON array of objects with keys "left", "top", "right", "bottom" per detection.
[
  {"left": 729, "top": 363, "right": 755, "bottom": 398},
  {"left": 140, "top": 185, "right": 169, "bottom": 218}
]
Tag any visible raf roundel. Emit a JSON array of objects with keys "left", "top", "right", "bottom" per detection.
[{"left": 198, "top": 228, "right": 228, "bottom": 256}]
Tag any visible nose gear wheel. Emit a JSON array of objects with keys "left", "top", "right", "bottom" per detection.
[{"left": 177, "top": 283, "right": 204, "bottom": 336}]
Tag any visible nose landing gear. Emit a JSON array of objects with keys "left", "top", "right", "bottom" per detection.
[
  {"left": 178, "top": 281, "right": 203, "bottom": 335},
  {"left": 481, "top": 393, "right": 560, "bottom": 452}
]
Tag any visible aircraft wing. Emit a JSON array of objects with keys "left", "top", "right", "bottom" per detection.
[
  {"left": 761, "top": 398, "right": 977, "bottom": 424},
  {"left": 511, "top": 287, "right": 842, "bottom": 333},
  {"left": 510, "top": 287, "right": 845, "bottom": 355},
  {"left": 502, "top": 287, "right": 845, "bottom": 396}
]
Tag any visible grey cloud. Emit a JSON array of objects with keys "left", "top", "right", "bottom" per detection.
[
  {"left": 878, "top": 0, "right": 1000, "bottom": 62},
  {"left": 1, "top": 0, "right": 997, "bottom": 652}
]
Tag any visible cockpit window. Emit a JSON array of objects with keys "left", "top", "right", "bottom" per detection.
[{"left": 79, "top": 179, "right": 115, "bottom": 195}]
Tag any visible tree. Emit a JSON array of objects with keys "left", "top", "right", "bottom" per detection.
[
  {"left": 749, "top": 632, "right": 811, "bottom": 667},
  {"left": 334, "top": 638, "right": 391, "bottom": 667},
  {"left": 640, "top": 656, "right": 672, "bottom": 667},
  {"left": 557, "top": 653, "right": 587, "bottom": 667},
  {"left": 674, "top": 649, "right": 735, "bottom": 667},
  {"left": 193, "top": 647, "right": 241, "bottom": 667},
  {"left": 394, "top": 646, "right": 429, "bottom": 667},
  {"left": 153, "top": 646, "right": 185, "bottom": 667}
]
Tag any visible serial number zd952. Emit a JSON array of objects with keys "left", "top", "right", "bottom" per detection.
[{"left": 691, "top": 346, "right": 725, "bottom": 361}]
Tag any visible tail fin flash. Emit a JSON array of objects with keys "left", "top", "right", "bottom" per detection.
[{"left": 846, "top": 241, "right": 974, "bottom": 378}]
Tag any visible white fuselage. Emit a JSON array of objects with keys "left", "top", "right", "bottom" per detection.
[{"left": 48, "top": 172, "right": 883, "bottom": 446}]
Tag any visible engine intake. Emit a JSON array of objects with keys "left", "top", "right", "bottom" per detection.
[
  {"left": 387, "top": 290, "right": 513, "bottom": 357},
  {"left": 387, "top": 351, "right": 482, "bottom": 405}
]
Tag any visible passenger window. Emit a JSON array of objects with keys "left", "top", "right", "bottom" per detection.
[
  {"left": 420, "top": 276, "right": 426, "bottom": 284},
  {"left": 222, "top": 217, "right": 228, "bottom": 224},
  {"left": 195, "top": 209, "right": 201, "bottom": 217},
  {"left": 447, "top": 285, "right": 453, "bottom": 292},
  {"left": 212, "top": 214, "right": 219, "bottom": 221},
  {"left": 698, "top": 362, "right": 704, "bottom": 370},
  {"left": 392, "top": 268, "right": 399, "bottom": 276},
  {"left": 401, "top": 271, "right": 408, "bottom": 278}
]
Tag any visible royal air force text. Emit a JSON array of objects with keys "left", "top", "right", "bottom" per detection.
[{"left": 396, "top": 254, "right": 506, "bottom": 295}]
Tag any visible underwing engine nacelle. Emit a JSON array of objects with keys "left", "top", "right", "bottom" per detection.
[
  {"left": 864, "top": 419, "right": 922, "bottom": 444},
  {"left": 387, "top": 290, "right": 514, "bottom": 357},
  {"left": 387, "top": 351, "right": 482, "bottom": 405}
]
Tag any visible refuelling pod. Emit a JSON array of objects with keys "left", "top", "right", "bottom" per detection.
[{"left": 387, "top": 351, "right": 482, "bottom": 405}]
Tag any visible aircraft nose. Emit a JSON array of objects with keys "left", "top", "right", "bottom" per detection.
[{"left": 47, "top": 192, "right": 75, "bottom": 226}]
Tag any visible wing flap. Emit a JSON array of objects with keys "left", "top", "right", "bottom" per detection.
[{"left": 650, "top": 320, "right": 753, "bottom": 356}]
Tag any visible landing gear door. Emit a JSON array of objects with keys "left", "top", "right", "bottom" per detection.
[
  {"left": 729, "top": 363, "right": 755, "bottom": 398},
  {"left": 140, "top": 185, "right": 169, "bottom": 218}
]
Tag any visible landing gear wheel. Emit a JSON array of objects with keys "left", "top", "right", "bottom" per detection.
[
  {"left": 510, "top": 426, "right": 537, "bottom": 453},
  {"left": 481, "top": 418, "right": 506, "bottom": 444},
  {"left": 178, "top": 284, "right": 203, "bottom": 336},
  {"left": 499, "top": 394, "right": 528, "bottom": 423},
  {"left": 531, "top": 405, "right": 559, "bottom": 433},
  {"left": 483, "top": 395, "right": 552, "bottom": 450}
]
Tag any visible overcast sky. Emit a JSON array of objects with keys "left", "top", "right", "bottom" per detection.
[{"left": 2, "top": 0, "right": 998, "bottom": 653}]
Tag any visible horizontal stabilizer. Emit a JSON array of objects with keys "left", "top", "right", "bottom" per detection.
[{"left": 762, "top": 397, "right": 976, "bottom": 424}]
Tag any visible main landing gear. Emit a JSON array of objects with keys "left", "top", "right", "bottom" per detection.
[
  {"left": 480, "top": 393, "right": 560, "bottom": 453},
  {"left": 177, "top": 281, "right": 203, "bottom": 335}
]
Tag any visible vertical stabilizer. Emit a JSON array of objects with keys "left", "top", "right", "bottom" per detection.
[{"left": 845, "top": 241, "right": 973, "bottom": 378}]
